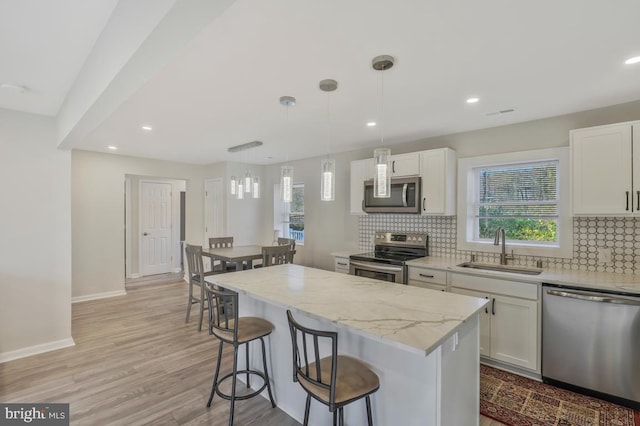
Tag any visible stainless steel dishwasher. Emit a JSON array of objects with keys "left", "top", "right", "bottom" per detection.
[{"left": 542, "top": 283, "right": 640, "bottom": 409}]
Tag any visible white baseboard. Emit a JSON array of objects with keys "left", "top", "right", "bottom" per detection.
[
  {"left": 72, "top": 289, "right": 127, "bottom": 304},
  {"left": 130, "top": 273, "right": 142, "bottom": 279},
  {"left": 0, "top": 337, "right": 75, "bottom": 363}
]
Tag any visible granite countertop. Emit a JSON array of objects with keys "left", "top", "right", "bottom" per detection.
[
  {"left": 206, "top": 264, "right": 488, "bottom": 357},
  {"left": 407, "top": 256, "right": 640, "bottom": 295}
]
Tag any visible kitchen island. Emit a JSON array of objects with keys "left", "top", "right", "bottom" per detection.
[{"left": 206, "top": 264, "right": 487, "bottom": 426}]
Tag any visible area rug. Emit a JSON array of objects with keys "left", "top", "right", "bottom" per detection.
[{"left": 480, "top": 365, "right": 640, "bottom": 426}]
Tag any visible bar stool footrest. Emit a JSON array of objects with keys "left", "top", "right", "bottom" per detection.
[{"left": 215, "top": 369, "right": 269, "bottom": 401}]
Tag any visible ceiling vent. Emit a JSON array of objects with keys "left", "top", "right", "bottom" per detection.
[{"left": 486, "top": 108, "right": 516, "bottom": 116}]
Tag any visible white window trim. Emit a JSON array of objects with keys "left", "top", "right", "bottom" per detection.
[{"left": 457, "top": 147, "right": 572, "bottom": 258}]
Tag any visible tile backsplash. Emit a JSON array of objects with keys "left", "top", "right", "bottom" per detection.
[{"left": 360, "top": 215, "right": 640, "bottom": 275}]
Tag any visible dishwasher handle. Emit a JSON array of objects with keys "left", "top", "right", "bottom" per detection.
[{"left": 546, "top": 288, "right": 640, "bottom": 306}]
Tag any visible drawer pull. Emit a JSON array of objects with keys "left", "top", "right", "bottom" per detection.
[
  {"left": 337, "top": 262, "right": 347, "bottom": 266},
  {"left": 419, "top": 273, "right": 435, "bottom": 278}
]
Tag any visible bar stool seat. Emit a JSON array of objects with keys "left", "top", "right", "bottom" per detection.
[
  {"left": 211, "top": 317, "right": 273, "bottom": 345},
  {"left": 298, "top": 355, "right": 380, "bottom": 406},
  {"left": 205, "top": 283, "right": 276, "bottom": 426}
]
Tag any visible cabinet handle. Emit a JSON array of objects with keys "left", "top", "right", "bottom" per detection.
[
  {"left": 419, "top": 273, "right": 434, "bottom": 278},
  {"left": 337, "top": 262, "right": 347, "bottom": 266},
  {"left": 626, "top": 191, "right": 630, "bottom": 211},
  {"left": 484, "top": 296, "right": 489, "bottom": 314},
  {"left": 422, "top": 197, "right": 426, "bottom": 211},
  {"left": 392, "top": 160, "right": 396, "bottom": 174},
  {"left": 362, "top": 200, "right": 365, "bottom": 211},
  {"left": 636, "top": 191, "right": 639, "bottom": 211},
  {"left": 491, "top": 298, "right": 496, "bottom": 315}
]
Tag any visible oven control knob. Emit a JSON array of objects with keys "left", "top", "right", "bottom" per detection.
[{"left": 418, "top": 237, "right": 422, "bottom": 241}]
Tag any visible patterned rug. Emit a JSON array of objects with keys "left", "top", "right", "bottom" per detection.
[{"left": 480, "top": 365, "right": 640, "bottom": 426}]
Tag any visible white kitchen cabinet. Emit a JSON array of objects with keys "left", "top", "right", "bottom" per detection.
[
  {"left": 450, "top": 273, "right": 540, "bottom": 372},
  {"left": 448, "top": 287, "right": 490, "bottom": 356},
  {"left": 334, "top": 256, "right": 350, "bottom": 274},
  {"left": 390, "top": 152, "right": 420, "bottom": 177},
  {"left": 349, "top": 158, "right": 373, "bottom": 215},
  {"left": 571, "top": 121, "right": 640, "bottom": 215},
  {"left": 419, "top": 148, "right": 456, "bottom": 215},
  {"left": 407, "top": 266, "right": 447, "bottom": 291}
]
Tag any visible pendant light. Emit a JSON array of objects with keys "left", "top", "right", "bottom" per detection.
[
  {"left": 252, "top": 176, "right": 260, "bottom": 199},
  {"left": 230, "top": 175, "right": 237, "bottom": 195},
  {"left": 279, "top": 96, "right": 296, "bottom": 203},
  {"left": 319, "top": 79, "right": 337, "bottom": 202},
  {"left": 372, "top": 55, "right": 394, "bottom": 198}
]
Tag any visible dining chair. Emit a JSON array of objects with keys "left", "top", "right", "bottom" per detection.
[
  {"left": 208, "top": 237, "right": 242, "bottom": 272},
  {"left": 277, "top": 237, "right": 296, "bottom": 263},
  {"left": 205, "top": 283, "right": 276, "bottom": 426},
  {"left": 261, "top": 244, "right": 293, "bottom": 267},
  {"left": 286, "top": 310, "right": 380, "bottom": 426},
  {"left": 185, "top": 243, "right": 215, "bottom": 331}
]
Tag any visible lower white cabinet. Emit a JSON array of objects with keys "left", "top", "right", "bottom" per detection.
[
  {"left": 407, "top": 266, "right": 447, "bottom": 291},
  {"left": 334, "top": 256, "right": 350, "bottom": 274},
  {"left": 450, "top": 273, "right": 540, "bottom": 372}
]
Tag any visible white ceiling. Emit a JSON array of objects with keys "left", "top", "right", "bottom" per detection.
[
  {"left": 0, "top": 0, "right": 119, "bottom": 116},
  {"left": 3, "top": 0, "right": 640, "bottom": 165}
]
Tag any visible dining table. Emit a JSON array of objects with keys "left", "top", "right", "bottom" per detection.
[{"left": 201, "top": 244, "right": 264, "bottom": 271}]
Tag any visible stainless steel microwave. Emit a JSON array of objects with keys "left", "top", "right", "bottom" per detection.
[{"left": 363, "top": 177, "right": 422, "bottom": 213}]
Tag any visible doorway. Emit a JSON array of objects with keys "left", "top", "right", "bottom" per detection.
[{"left": 125, "top": 175, "right": 186, "bottom": 286}]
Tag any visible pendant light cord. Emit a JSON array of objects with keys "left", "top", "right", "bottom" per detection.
[{"left": 380, "top": 68, "right": 385, "bottom": 146}]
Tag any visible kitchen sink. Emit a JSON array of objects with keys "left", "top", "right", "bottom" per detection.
[{"left": 456, "top": 261, "right": 543, "bottom": 275}]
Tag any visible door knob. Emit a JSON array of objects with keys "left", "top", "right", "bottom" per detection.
[{"left": 143, "top": 232, "right": 149, "bottom": 236}]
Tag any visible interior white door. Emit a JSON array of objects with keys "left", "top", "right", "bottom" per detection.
[
  {"left": 141, "top": 181, "right": 172, "bottom": 276},
  {"left": 205, "top": 178, "right": 224, "bottom": 240}
]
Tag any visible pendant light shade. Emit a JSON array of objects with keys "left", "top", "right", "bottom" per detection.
[
  {"left": 373, "top": 148, "right": 391, "bottom": 198},
  {"left": 279, "top": 95, "right": 296, "bottom": 203},
  {"left": 252, "top": 176, "right": 260, "bottom": 199},
  {"left": 236, "top": 181, "right": 244, "bottom": 199},
  {"left": 230, "top": 175, "right": 237, "bottom": 195},
  {"left": 371, "top": 55, "right": 394, "bottom": 198},
  {"left": 281, "top": 165, "right": 293, "bottom": 203},
  {"left": 244, "top": 172, "right": 252, "bottom": 194},
  {"left": 321, "top": 158, "right": 335, "bottom": 201}
]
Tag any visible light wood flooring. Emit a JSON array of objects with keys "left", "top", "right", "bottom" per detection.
[{"left": 0, "top": 280, "right": 504, "bottom": 425}]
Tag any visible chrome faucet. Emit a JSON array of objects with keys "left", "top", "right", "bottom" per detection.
[{"left": 493, "top": 228, "right": 513, "bottom": 265}]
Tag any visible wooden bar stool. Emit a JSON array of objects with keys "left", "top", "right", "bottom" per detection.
[
  {"left": 184, "top": 244, "right": 215, "bottom": 331},
  {"left": 286, "top": 310, "right": 380, "bottom": 426},
  {"left": 205, "top": 283, "right": 276, "bottom": 426}
]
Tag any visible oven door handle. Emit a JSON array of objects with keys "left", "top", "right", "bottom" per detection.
[{"left": 350, "top": 260, "right": 403, "bottom": 273}]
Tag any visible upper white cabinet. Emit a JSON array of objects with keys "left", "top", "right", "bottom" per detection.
[
  {"left": 390, "top": 153, "right": 420, "bottom": 177},
  {"left": 350, "top": 158, "right": 373, "bottom": 215},
  {"left": 571, "top": 121, "right": 640, "bottom": 215},
  {"left": 420, "top": 148, "right": 457, "bottom": 215}
]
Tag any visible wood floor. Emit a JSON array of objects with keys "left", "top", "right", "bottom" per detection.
[{"left": 0, "top": 280, "right": 504, "bottom": 425}]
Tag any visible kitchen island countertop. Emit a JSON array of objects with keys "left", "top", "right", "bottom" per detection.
[{"left": 208, "top": 263, "right": 487, "bottom": 357}]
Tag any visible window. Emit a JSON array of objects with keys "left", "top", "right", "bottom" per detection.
[
  {"left": 274, "top": 183, "right": 305, "bottom": 244},
  {"left": 458, "top": 147, "right": 571, "bottom": 258},
  {"left": 289, "top": 184, "right": 304, "bottom": 243}
]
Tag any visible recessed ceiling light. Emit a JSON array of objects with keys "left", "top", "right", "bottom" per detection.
[
  {"left": 0, "top": 82, "right": 29, "bottom": 93},
  {"left": 141, "top": 125, "right": 153, "bottom": 132},
  {"left": 466, "top": 97, "right": 480, "bottom": 104},
  {"left": 367, "top": 122, "right": 377, "bottom": 127},
  {"left": 625, "top": 56, "right": 640, "bottom": 65},
  {"left": 108, "top": 146, "right": 117, "bottom": 150}
]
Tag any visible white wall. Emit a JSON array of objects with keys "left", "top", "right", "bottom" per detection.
[
  {"left": 0, "top": 109, "right": 72, "bottom": 358},
  {"left": 71, "top": 150, "right": 207, "bottom": 298}
]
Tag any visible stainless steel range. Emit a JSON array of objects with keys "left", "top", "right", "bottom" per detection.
[{"left": 349, "top": 232, "right": 428, "bottom": 284}]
